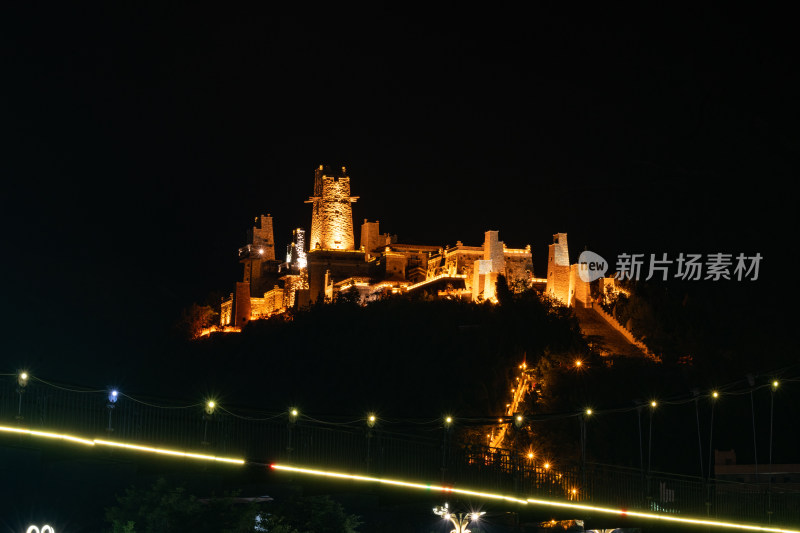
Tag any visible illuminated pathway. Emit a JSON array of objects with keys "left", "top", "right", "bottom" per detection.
[{"left": 489, "top": 361, "right": 535, "bottom": 449}]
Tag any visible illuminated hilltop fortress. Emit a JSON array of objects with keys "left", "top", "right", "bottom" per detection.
[{"left": 220, "top": 165, "right": 597, "bottom": 329}]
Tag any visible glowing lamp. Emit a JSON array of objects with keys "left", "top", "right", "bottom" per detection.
[
  {"left": 514, "top": 414, "right": 523, "bottom": 427},
  {"left": 290, "top": 408, "right": 299, "bottom": 419},
  {"left": 18, "top": 371, "right": 29, "bottom": 387},
  {"left": 712, "top": 391, "right": 719, "bottom": 399},
  {"left": 544, "top": 462, "right": 551, "bottom": 469},
  {"left": 444, "top": 416, "right": 453, "bottom": 426},
  {"left": 575, "top": 360, "right": 583, "bottom": 367},
  {"left": 205, "top": 400, "right": 216, "bottom": 415},
  {"left": 108, "top": 389, "right": 119, "bottom": 404},
  {"left": 772, "top": 380, "right": 779, "bottom": 389},
  {"left": 585, "top": 408, "right": 592, "bottom": 415},
  {"left": 650, "top": 400, "right": 657, "bottom": 408},
  {"left": 527, "top": 452, "right": 534, "bottom": 459},
  {"left": 367, "top": 414, "right": 377, "bottom": 428}
]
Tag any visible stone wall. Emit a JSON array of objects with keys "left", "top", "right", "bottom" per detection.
[
  {"left": 250, "top": 214, "right": 275, "bottom": 260},
  {"left": 593, "top": 304, "right": 658, "bottom": 360},
  {"left": 546, "top": 233, "right": 571, "bottom": 304},
  {"left": 570, "top": 264, "right": 591, "bottom": 306},
  {"left": 220, "top": 294, "right": 233, "bottom": 326},
  {"left": 360, "top": 219, "right": 382, "bottom": 255},
  {"left": 307, "top": 249, "right": 370, "bottom": 304},
  {"left": 504, "top": 248, "right": 533, "bottom": 286},
  {"left": 234, "top": 281, "right": 251, "bottom": 328},
  {"left": 384, "top": 251, "right": 408, "bottom": 281}
]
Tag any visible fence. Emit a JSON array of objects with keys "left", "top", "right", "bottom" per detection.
[{"left": 1, "top": 376, "right": 798, "bottom": 527}]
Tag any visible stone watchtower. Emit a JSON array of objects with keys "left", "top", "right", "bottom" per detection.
[
  {"left": 305, "top": 165, "right": 359, "bottom": 250},
  {"left": 546, "top": 232, "right": 571, "bottom": 305}
]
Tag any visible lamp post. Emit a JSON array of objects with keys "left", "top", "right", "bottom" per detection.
[
  {"left": 433, "top": 503, "right": 484, "bottom": 533},
  {"left": 366, "top": 413, "right": 376, "bottom": 469},
  {"left": 106, "top": 388, "right": 119, "bottom": 433},
  {"left": 287, "top": 407, "right": 299, "bottom": 461},
  {"left": 16, "top": 371, "right": 29, "bottom": 420},
  {"left": 442, "top": 416, "right": 453, "bottom": 482},
  {"left": 768, "top": 380, "right": 778, "bottom": 523}
]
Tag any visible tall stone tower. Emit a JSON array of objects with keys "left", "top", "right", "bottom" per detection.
[
  {"left": 546, "top": 232, "right": 571, "bottom": 305},
  {"left": 305, "top": 165, "right": 359, "bottom": 250}
]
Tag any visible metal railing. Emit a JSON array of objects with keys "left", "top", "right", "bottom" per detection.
[{"left": 2, "top": 376, "right": 798, "bottom": 527}]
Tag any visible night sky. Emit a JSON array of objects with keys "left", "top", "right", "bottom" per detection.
[{"left": 3, "top": 6, "right": 797, "bottom": 382}]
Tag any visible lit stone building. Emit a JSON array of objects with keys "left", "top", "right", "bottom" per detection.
[
  {"left": 544, "top": 232, "right": 591, "bottom": 307},
  {"left": 306, "top": 165, "right": 358, "bottom": 251},
  {"left": 221, "top": 165, "right": 541, "bottom": 327}
]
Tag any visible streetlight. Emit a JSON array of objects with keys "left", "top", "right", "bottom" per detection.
[
  {"left": 202, "top": 399, "right": 216, "bottom": 446},
  {"left": 708, "top": 390, "right": 718, "bottom": 481},
  {"left": 16, "top": 370, "right": 29, "bottom": 420},
  {"left": 433, "top": 503, "right": 484, "bottom": 533},
  {"left": 107, "top": 388, "right": 119, "bottom": 433}
]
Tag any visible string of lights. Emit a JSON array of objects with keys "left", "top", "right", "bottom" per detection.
[
  {"left": 30, "top": 375, "right": 106, "bottom": 393},
  {"left": 216, "top": 406, "right": 287, "bottom": 421},
  {"left": 118, "top": 392, "right": 202, "bottom": 410},
  {"left": 5, "top": 366, "right": 799, "bottom": 427}
]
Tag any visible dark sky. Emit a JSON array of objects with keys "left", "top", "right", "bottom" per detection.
[{"left": 2, "top": 6, "right": 797, "bottom": 379}]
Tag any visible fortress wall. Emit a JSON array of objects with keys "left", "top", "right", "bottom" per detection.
[
  {"left": 483, "top": 231, "right": 505, "bottom": 273},
  {"left": 570, "top": 264, "right": 591, "bottom": 306},
  {"left": 234, "top": 281, "right": 251, "bottom": 327},
  {"left": 252, "top": 214, "right": 275, "bottom": 260},
  {"left": 504, "top": 252, "right": 533, "bottom": 286},
  {"left": 220, "top": 295, "right": 233, "bottom": 326},
  {"left": 593, "top": 304, "right": 657, "bottom": 359},
  {"left": 360, "top": 219, "right": 381, "bottom": 254},
  {"left": 546, "top": 233, "right": 572, "bottom": 304},
  {"left": 384, "top": 252, "right": 408, "bottom": 280}
]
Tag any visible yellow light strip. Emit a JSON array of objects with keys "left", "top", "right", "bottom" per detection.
[
  {"left": 0, "top": 425, "right": 95, "bottom": 446},
  {"left": 0, "top": 425, "right": 244, "bottom": 465},
  {"left": 270, "top": 464, "right": 800, "bottom": 533},
  {"left": 525, "top": 498, "right": 799, "bottom": 533},
  {"left": 93, "top": 439, "right": 245, "bottom": 464},
  {"left": 270, "top": 464, "right": 528, "bottom": 505}
]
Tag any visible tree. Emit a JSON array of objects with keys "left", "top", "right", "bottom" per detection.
[
  {"left": 105, "top": 478, "right": 263, "bottom": 533},
  {"left": 269, "top": 495, "right": 361, "bottom": 533},
  {"left": 177, "top": 303, "right": 219, "bottom": 339},
  {"left": 106, "top": 480, "right": 359, "bottom": 533},
  {"left": 495, "top": 274, "right": 513, "bottom": 306}
]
